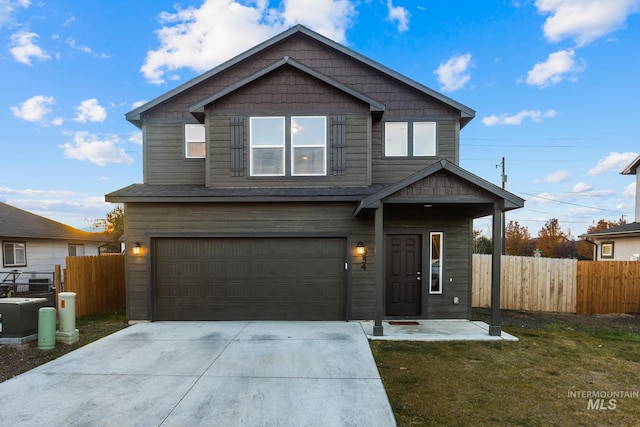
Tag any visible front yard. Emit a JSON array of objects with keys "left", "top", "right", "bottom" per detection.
[{"left": 372, "top": 309, "right": 640, "bottom": 426}]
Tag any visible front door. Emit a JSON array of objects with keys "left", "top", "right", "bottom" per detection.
[{"left": 385, "top": 234, "right": 422, "bottom": 316}]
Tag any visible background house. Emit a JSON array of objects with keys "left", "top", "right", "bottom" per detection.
[
  {"left": 1, "top": 202, "right": 108, "bottom": 284},
  {"left": 581, "top": 155, "right": 640, "bottom": 261},
  {"left": 107, "top": 25, "right": 523, "bottom": 335}
]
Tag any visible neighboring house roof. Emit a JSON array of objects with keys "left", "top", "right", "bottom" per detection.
[
  {"left": 580, "top": 222, "right": 640, "bottom": 238},
  {"left": 126, "top": 25, "right": 475, "bottom": 128},
  {"left": 622, "top": 154, "right": 640, "bottom": 175},
  {"left": 0, "top": 202, "right": 108, "bottom": 242},
  {"left": 355, "top": 160, "right": 525, "bottom": 216}
]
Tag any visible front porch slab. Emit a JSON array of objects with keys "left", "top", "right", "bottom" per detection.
[{"left": 360, "top": 320, "right": 518, "bottom": 342}]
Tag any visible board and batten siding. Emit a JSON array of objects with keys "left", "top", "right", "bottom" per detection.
[{"left": 123, "top": 202, "right": 375, "bottom": 321}]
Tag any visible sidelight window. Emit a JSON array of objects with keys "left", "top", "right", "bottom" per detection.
[{"left": 430, "top": 232, "right": 443, "bottom": 294}]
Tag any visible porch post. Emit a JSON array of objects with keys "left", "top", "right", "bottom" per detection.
[
  {"left": 490, "top": 200, "right": 504, "bottom": 336},
  {"left": 373, "top": 203, "right": 384, "bottom": 336}
]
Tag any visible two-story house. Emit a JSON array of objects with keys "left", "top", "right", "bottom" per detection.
[
  {"left": 580, "top": 154, "right": 640, "bottom": 261},
  {"left": 107, "top": 25, "right": 523, "bottom": 335}
]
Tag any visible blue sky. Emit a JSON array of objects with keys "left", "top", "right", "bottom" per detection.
[{"left": 1, "top": 0, "right": 638, "bottom": 237}]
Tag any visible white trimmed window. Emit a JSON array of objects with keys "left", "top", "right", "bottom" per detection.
[
  {"left": 385, "top": 121, "right": 436, "bottom": 157},
  {"left": 3, "top": 241, "right": 26, "bottom": 267},
  {"left": 430, "top": 232, "right": 443, "bottom": 294},
  {"left": 185, "top": 124, "right": 206, "bottom": 158},
  {"left": 601, "top": 242, "right": 614, "bottom": 259},
  {"left": 292, "top": 116, "right": 326, "bottom": 176},
  {"left": 250, "top": 117, "right": 285, "bottom": 176},
  {"left": 250, "top": 116, "right": 327, "bottom": 176}
]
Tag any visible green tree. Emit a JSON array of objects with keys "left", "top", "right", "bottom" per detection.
[
  {"left": 505, "top": 220, "right": 532, "bottom": 256},
  {"left": 472, "top": 229, "right": 492, "bottom": 254}
]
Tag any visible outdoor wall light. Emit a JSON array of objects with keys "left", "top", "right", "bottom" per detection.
[
  {"left": 356, "top": 242, "right": 367, "bottom": 270},
  {"left": 132, "top": 242, "right": 142, "bottom": 255}
]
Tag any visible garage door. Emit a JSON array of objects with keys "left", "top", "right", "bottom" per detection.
[{"left": 152, "top": 237, "right": 347, "bottom": 320}]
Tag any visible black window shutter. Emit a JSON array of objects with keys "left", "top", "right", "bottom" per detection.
[
  {"left": 332, "top": 115, "right": 346, "bottom": 176},
  {"left": 230, "top": 117, "right": 244, "bottom": 177}
]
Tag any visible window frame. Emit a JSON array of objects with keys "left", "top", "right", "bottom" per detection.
[
  {"left": 384, "top": 120, "right": 437, "bottom": 158},
  {"left": 601, "top": 241, "right": 614, "bottom": 259},
  {"left": 249, "top": 116, "right": 328, "bottom": 177},
  {"left": 69, "top": 244, "right": 85, "bottom": 256},
  {"left": 429, "top": 232, "right": 443, "bottom": 295},
  {"left": 3, "top": 241, "right": 26, "bottom": 267},
  {"left": 185, "top": 124, "right": 206, "bottom": 159},
  {"left": 291, "top": 116, "right": 327, "bottom": 176},
  {"left": 250, "top": 116, "right": 286, "bottom": 176}
]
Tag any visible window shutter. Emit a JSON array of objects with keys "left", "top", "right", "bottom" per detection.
[
  {"left": 332, "top": 115, "right": 346, "bottom": 176},
  {"left": 230, "top": 117, "right": 244, "bottom": 177}
]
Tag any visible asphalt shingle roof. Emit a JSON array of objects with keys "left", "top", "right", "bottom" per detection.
[{"left": 0, "top": 202, "right": 108, "bottom": 242}]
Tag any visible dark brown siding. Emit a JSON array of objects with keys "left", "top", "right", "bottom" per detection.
[
  {"left": 140, "top": 33, "right": 462, "bottom": 186},
  {"left": 124, "top": 202, "right": 375, "bottom": 321},
  {"left": 144, "top": 122, "right": 205, "bottom": 185},
  {"left": 385, "top": 206, "right": 472, "bottom": 319}
]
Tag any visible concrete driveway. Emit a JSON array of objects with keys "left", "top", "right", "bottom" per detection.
[{"left": 0, "top": 321, "right": 396, "bottom": 427}]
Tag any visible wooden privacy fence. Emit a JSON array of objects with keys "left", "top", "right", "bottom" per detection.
[
  {"left": 63, "top": 255, "right": 126, "bottom": 317},
  {"left": 576, "top": 261, "right": 640, "bottom": 314},
  {"left": 472, "top": 255, "right": 577, "bottom": 313},
  {"left": 472, "top": 255, "right": 640, "bottom": 314}
]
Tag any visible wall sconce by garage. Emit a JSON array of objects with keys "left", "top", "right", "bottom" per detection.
[
  {"left": 356, "top": 241, "right": 367, "bottom": 270},
  {"left": 132, "top": 242, "right": 142, "bottom": 255}
]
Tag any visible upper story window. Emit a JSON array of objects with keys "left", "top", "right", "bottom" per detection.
[
  {"left": 3, "top": 241, "right": 26, "bottom": 267},
  {"left": 385, "top": 121, "right": 436, "bottom": 157},
  {"left": 250, "top": 116, "right": 327, "bottom": 176},
  {"left": 292, "top": 116, "right": 327, "bottom": 176},
  {"left": 185, "top": 124, "right": 206, "bottom": 158}
]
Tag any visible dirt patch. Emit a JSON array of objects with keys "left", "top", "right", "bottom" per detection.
[{"left": 472, "top": 307, "right": 640, "bottom": 333}]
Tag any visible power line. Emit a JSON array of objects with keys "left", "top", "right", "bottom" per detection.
[{"left": 516, "top": 191, "right": 628, "bottom": 214}]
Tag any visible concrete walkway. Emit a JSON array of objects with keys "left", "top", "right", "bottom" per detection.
[
  {"left": 0, "top": 322, "right": 396, "bottom": 427},
  {"left": 361, "top": 319, "right": 519, "bottom": 341}
]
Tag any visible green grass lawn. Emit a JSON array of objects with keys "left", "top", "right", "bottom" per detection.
[{"left": 371, "top": 324, "right": 640, "bottom": 427}]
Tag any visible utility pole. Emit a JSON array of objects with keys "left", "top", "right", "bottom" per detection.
[{"left": 497, "top": 157, "right": 507, "bottom": 254}]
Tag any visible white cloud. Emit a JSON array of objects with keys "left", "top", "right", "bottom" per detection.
[
  {"left": 386, "top": 0, "right": 410, "bottom": 33},
  {"left": 131, "top": 100, "right": 147, "bottom": 109},
  {"left": 434, "top": 53, "right": 472, "bottom": 92},
  {"left": 0, "top": 0, "right": 30, "bottom": 29},
  {"left": 9, "top": 31, "right": 51, "bottom": 65},
  {"left": 525, "top": 49, "right": 585, "bottom": 87},
  {"left": 544, "top": 169, "right": 570, "bottom": 183},
  {"left": 535, "top": 0, "right": 640, "bottom": 47},
  {"left": 141, "top": 0, "right": 356, "bottom": 84},
  {"left": 10, "top": 95, "right": 54, "bottom": 122},
  {"left": 588, "top": 152, "right": 640, "bottom": 176},
  {"left": 0, "top": 186, "right": 76, "bottom": 197},
  {"left": 66, "top": 37, "right": 110, "bottom": 58},
  {"left": 571, "top": 182, "right": 592, "bottom": 193},
  {"left": 622, "top": 182, "right": 636, "bottom": 198},
  {"left": 128, "top": 131, "right": 142, "bottom": 145},
  {"left": 60, "top": 131, "right": 133, "bottom": 166},
  {"left": 482, "top": 109, "right": 556, "bottom": 126},
  {"left": 73, "top": 99, "right": 107, "bottom": 123}
]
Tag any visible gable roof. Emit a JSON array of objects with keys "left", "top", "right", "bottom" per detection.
[
  {"left": 355, "top": 160, "right": 524, "bottom": 216},
  {"left": 126, "top": 25, "right": 475, "bottom": 128},
  {"left": 189, "top": 56, "right": 386, "bottom": 122},
  {"left": 0, "top": 202, "right": 108, "bottom": 242},
  {"left": 622, "top": 154, "right": 640, "bottom": 175},
  {"left": 580, "top": 222, "right": 640, "bottom": 238}
]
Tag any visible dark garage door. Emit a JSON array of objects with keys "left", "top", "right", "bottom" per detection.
[{"left": 153, "top": 237, "right": 347, "bottom": 320}]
